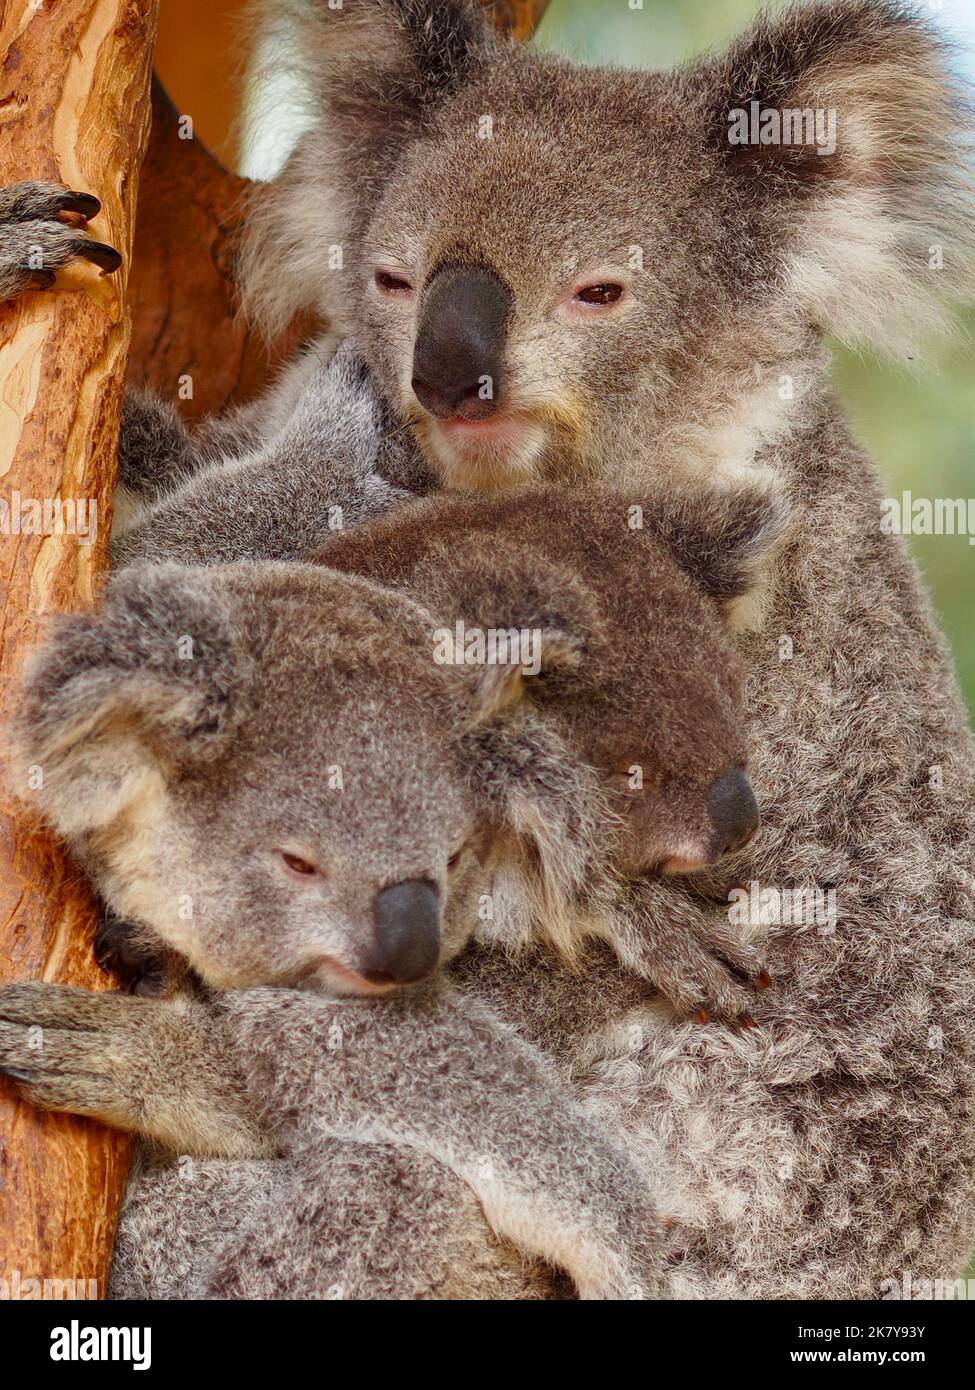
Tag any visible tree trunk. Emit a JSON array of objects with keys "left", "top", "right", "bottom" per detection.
[
  {"left": 492, "top": 1, "right": 551, "bottom": 42},
  {"left": 0, "top": 0, "right": 158, "bottom": 1300},
  {"left": 125, "top": 78, "right": 309, "bottom": 422}
]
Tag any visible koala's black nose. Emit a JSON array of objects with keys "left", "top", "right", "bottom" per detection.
[
  {"left": 706, "top": 768, "right": 760, "bottom": 858},
  {"left": 412, "top": 264, "right": 512, "bottom": 422},
  {"left": 365, "top": 880, "right": 442, "bottom": 985}
]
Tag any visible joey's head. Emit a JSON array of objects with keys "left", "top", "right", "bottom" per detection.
[
  {"left": 582, "top": 481, "right": 791, "bottom": 879},
  {"left": 431, "top": 481, "right": 787, "bottom": 884},
  {"left": 10, "top": 561, "right": 593, "bottom": 994},
  {"left": 245, "top": 0, "right": 974, "bottom": 491},
  {"left": 313, "top": 475, "right": 790, "bottom": 887}
]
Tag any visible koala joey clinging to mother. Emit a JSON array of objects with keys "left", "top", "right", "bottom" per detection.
[
  {"left": 0, "top": 485, "right": 782, "bottom": 1299},
  {"left": 12, "top": 480, "right": 782, "bottom": 1015}
]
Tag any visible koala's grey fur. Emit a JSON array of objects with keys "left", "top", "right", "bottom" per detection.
[
  {"left": 239, "top": 0, "right": 975, "bottom": 497},
  {"left": 14, "top": 476, "right": 781, "bottom": 992},
  {"left": 3, "top": 480, "right": 785, "bottom": 1296},
  {"left": 110, "top": 343, "right": 425, "bottom": 560},
  {"left": 3, "top": 0, "right": 975, "bottom": 1298},
  {"left": 228, "top": 0, "right": 975, "bottom": 1296},
  {"left": 12, "top": 474, "right": 785, "bottom": 993},
  {"left": 0, "top": 978, "right": 660, "bottom": 1298}
]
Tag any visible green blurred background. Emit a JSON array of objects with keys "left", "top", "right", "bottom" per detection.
[{"left": 535, "top": 0, "right": 975, "bottom": 724}]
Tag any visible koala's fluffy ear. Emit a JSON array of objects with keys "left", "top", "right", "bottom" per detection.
[
  {"left": 644, "top": 482, "right": 791, "bottom": 619},
  {"left": 241, "top": 0, "right": 497, "bottom": 337},
  {"left": 464, "top": 630, "right": 584, "bottom": 728},
  {"left": 460, "top": 715, "right": 600, "bottom": 959},
  {"left": 307, "top": 0, "right": 495, "bottom": 131},
  {"left": 701, "top": 0, "right": 975, "bottom": 357},
  {"left": 10, "top": 565, "right": 246, "bottom": 839}
]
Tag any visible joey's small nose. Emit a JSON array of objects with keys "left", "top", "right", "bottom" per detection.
[
  {"left": 412, "top": 264, "right": 511, "bottom": 422},
  {"left": 706, "top": 768, "right": 760, "bottom": 858},
  {"left": 365, "top": 880, "right": 442, "bottom": 986}
]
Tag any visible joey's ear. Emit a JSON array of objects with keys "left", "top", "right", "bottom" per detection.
[
  {"left": 701, "top": 0, "right": 975, "bottom": 356},
  {"left": 422, "top": 545, "right": 597, "bottom": 726},
  {"left": 10, "top": 565, "right": 246, "bottom": 838},
  {"left": 464, "top": 629, "right": 583, "bottom": 728},
  {"left": 459, "top": 718, "right": 599, "bottom": 959},
  {"left": 643, "top": 483, "right": 791, "bottom": 614},
  {"left": 240, "top": 0, "right": 497, "bottom": 337}
]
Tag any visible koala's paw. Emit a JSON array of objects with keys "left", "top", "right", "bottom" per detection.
[
  {"left": 0, "top": 982, "right": 147, "bottom": 1119},
  {"left": 0, "top": 181, "right": 121, "bottom": 300},
  {"left": 117, "top": 389, "right": 197, "bottom": 504},
  {"left": 94, "top": 909, "right": 175, "bottom": 997},
  {"left": 635, "top": 911, "right": 768, "bottom": 1024}
]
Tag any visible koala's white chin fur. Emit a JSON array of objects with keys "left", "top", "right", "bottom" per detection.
[{"left": 413, "top": 415, "right": 549, "bottom": 494}]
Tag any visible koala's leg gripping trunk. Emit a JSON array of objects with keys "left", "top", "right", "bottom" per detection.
[{"left": 0, "top": 0, "right": 159, "bottom": 1301}]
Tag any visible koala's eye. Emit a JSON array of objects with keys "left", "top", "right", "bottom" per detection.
[
  {"left": 573, "top": 282, "right": 625, "bottom": 308},
  {"left": 278, "top": 850, "right": 320, "bottom": 879},
  {"left": 447, "top": 848, "right": 463, "bottom": 871},
  {"left": 375, "top": 269, "right": 414, "bottom": 298}
]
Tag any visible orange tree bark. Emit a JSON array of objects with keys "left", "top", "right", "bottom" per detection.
[
  {"left": 0, "top": 0, "right": 158, "bottom": 1298},
  {"left": 492, "top": 1, "right": 551, "bottom": 43}
]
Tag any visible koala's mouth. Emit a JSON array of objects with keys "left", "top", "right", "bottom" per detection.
[
  {"left": 437, "top": 415, "right": 534, "bottom": 446},
  {"left": 410, "top": 411, "right": 549, "bottom": 493},
  {"left": 300, "top": 955, "right": 402, "bottom": 999}
]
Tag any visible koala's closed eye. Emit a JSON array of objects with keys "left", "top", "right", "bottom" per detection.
[
  {"left": 277, "top": 850, "right": 323, "bottom": 880},
  {"left": 374, "top": 269, "right": 414, "bottom": 298}
]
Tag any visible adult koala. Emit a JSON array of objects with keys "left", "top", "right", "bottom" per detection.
[
  {"left": 238, "top": 0, "right": 975, "bottom": 500},
  {"left": 0, "top": 0, "right": 973, "bottom": 1296},
  {"left": 231, "top": 0, "right": 975, "bottom": 1296},
  {"left": 199, "top": 0, "right": 975, "bottom": 1296}
]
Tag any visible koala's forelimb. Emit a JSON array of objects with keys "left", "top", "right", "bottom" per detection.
[
  {"left": 110, "top": 343, "right": 410, "bottom": 568},
  {"left": 0, "top": 978, "right": 665, "bottom": 1297},
  {"left": 214, "top": 984, "right": 666, "bottom": 1299},
  {"left": 0, "top": 983, "right": 273, "bottom": 1161},
  {"left": 115, "top": 341, "right": 341, "bottom": 521},
  {"left": 606, "top": 876, "right": 766, "bottom": 1022}
]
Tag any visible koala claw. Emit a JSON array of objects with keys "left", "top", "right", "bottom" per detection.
[
  {"left": 651, "top": 942, "right": 763, "bottom": 1022},
  {"left": 75, "top": 239, "right": 123, "bottom": 274},
  {"left": 59, "top": 191, "right": 102, "bottom": 221},
  {"left": 95, "top": 910, "right": 170, "bottom": 995},
  {"left": 0, "top": 180, "right": 121, "bottom": 300},
  {"left": 0, "top": 1063, "right": 34, "bottom": 1085}
]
